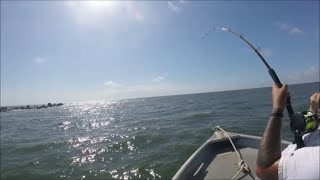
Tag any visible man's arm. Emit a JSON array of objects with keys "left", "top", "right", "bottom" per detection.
[{"left": 256, "top": 84, "right": 288, "bottom": 180}]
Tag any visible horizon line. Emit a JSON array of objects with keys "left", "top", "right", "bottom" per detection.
[{"left": 1, "top": 81, "right": 318, "bottom": 107}]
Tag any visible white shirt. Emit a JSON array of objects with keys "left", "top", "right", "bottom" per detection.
[{"left": 278, "top": 127, "right": 320, "bottom": 180}]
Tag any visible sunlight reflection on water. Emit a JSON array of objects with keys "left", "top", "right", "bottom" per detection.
[{"left": 57, "top": 100, "right": 161, "bottom": 179}]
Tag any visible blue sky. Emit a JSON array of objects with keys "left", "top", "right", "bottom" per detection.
[{"left": 1, "top": 1, "right": 319, "bottom": 106}]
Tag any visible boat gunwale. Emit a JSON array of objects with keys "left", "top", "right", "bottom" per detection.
[{"left": 172, "top": 131, "right": 291, "bottom": 180}]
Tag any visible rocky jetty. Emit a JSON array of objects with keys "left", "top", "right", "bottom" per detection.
[
  {"left": 0, "top": 103, "right": 64, "bottom": 112},
  {"left": 0, "top": 107, "right": 8, "bottom": 112}
]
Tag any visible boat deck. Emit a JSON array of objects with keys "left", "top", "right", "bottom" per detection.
[
  {"left": 203, "top": 147, "right": 258, "bottom": 179},
  {"left": 192, "top": 140, "right": 258, "bottom": 180},
  {"left": 173, "top": 130, "right": 291, "bottom": 180}
]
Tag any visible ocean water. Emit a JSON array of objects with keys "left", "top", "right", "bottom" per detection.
[{"left": 1, "top": 82, "right": 318, "bottom": 179}]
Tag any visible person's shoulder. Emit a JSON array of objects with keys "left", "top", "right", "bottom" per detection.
[
  {"left": 303, "top": 127, "right": 320, "bottom": 146},
  {"left": 295, "top": 146, "right": 320, "bottom": 153}
]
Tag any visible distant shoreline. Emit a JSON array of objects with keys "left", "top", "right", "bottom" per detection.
[
  {"left": 0, "top": 103, "right": 64, "bottom": 113},
  {"left": 1, "top": 81, "right": 318, "bottom": 107}
]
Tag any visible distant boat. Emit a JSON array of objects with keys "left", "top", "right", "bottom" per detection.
[{"left": 173, "top": 126, "right": 290, "bottom": 180}]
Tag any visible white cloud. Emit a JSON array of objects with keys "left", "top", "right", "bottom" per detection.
[
  {"left": 167, "top": 2, "right": 180, "bottom": 12},
  {"left": 152, "top": 76, "right": 165, "bottom": 82},
  {"left": 274, "top": 22, "right": 303, "bottom": 35},
  {"left": 34, "top": 57, "right": 46, "bottom": 64},
  {"left": 104, "top": 81, "right": 120, "bottom": 87},
  {"left": 285, "top": 66, "right": 319, "bottom": 84},
  {"left": 289, "top": 27, "right": 303, "bottom": 34}
]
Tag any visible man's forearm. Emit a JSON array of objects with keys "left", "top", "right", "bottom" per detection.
[{"left": 257, "top": 112, "right": 282, "bottom": 168}]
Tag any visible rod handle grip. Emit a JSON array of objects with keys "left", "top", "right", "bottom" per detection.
[
  {"left": 268, "top": 68, "right": 295, "bottom": 117},
  {"left": 268, "top": 68, "right": 282, "bottom": 88}
]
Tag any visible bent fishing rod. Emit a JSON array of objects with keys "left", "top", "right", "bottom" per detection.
[{"left": 207, "top": 27, "right": 295, "bottom": 117}]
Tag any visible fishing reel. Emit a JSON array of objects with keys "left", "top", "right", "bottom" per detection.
[{"left": 290, "top": 111, "right": 320, "bottom": 136}]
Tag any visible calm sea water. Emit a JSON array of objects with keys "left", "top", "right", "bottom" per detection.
[{"left": 1, "top": 82, "right": 318, "bottom": 179}]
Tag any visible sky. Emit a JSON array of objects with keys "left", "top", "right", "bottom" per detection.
[{"left": 1, "top": 1, "right": 319, "bottom": 106}]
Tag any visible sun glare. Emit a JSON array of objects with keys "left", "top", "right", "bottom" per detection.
[
  {"left": 66, "top": 1, "right": 120, "bottom": 14},
  {"left": 65, "top": 1, "right": 122, "bottom": 25},
  {"left": 86, "top": 1, "right": 114, "bottom": 9},
  {"left": 85, "top": 1, "right": 117, "bottom": 12}
]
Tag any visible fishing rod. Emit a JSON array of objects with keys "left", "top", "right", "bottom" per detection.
[
  {"left": 207, "top": 27, "right": 295, "bottom": 117},
  {"left": 203, "top": 27, "right": 320, "bottom": 148}
]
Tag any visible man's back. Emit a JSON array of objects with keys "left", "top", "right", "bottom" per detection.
[
  {"left": 256, "top": 89, "right": 320, "bottom": 180},
  {"left": 278, "top": 127, "right": 320, "bottom": 180}
]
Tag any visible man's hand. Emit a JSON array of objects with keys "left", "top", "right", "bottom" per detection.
[
  {"left": 272, "top": 84, "right": 288, "bottom": 113},
  {"left": 310, "top": 92, "right": 320, "bottom": 113}
]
